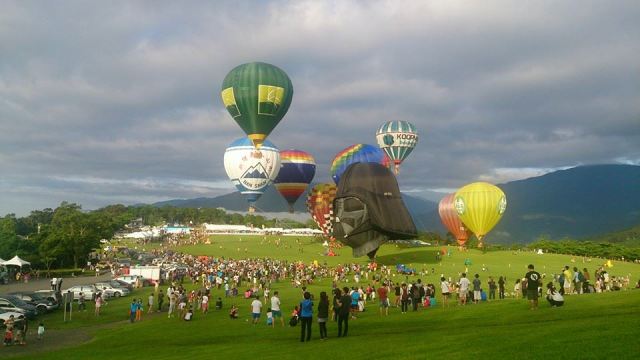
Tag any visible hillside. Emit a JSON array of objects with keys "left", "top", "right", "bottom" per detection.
[{"left": 151, "top": 164, "right": 640, "bottom": 243}]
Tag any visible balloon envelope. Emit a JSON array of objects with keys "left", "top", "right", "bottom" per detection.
[
  {"left": 330, "top": 144, "right": 390, "bottom": 184},
  {"left": 375, "top": 120, "right": 418, "bottom": 174},
  {"left": 221, "top": 62, "right": 293, "bottom": 148},
  {"left": 454, "top": 182, "right": 507, "bottom": 246},
  {"left": 273, "top": 150, "right": 316, "bottom": 212},
  {"left": 438, "top": 193, "right": 471, "bottom": 246},
  {"left": 306, "top": 183, "right": 337, "bottom": 237},
  {"left": 223, "top": 137, "right": 281, "bottom": 211}
]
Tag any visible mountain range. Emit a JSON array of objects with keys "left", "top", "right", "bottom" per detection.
[{"left": 151, "top": 164, "right": 640, "bottom": 243}]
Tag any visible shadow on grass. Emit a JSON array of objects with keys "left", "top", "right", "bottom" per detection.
[{"left": 376, "top": 249, "right": 440, "bottom": 266}]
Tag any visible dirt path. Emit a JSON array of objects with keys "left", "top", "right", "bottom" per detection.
[{"left": 2, "top": 310, "right": 169, "bottom": 358}]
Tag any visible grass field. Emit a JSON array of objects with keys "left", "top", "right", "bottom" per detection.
[{"left": 6, "top": 235, "right": 640, "bottom": 360}]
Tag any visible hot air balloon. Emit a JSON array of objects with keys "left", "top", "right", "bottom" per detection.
[
  {"left": 223, "top": 137, "right": 281, "bottom": 212},
  {"left": 220, "top": 62, "right": 293, "bottom": 148},
  {"left": 375, "top": 120, "right": 418, "bottom": 175},
  {"left": 330, "top": 144, "right": 390, "bottom": 184},
  {"left": 454, "top": 182, "right": 507, "bottom": 248},
  {"left": 273, "top": 150, "right": 316, "bottom": 213},
  {"left": 438, "top": 193, "right": 471, "bottom": 246},
  {"left": 306, "top": 183, "right": 337, "bottom": 237},
  {"left": 333, "top": 162, "right": 417, "bottom": 259}
]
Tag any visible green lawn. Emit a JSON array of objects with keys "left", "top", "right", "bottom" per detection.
[{"left": 7, "top": 235, "right": 640, "bottom": 360}]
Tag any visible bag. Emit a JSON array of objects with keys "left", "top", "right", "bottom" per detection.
[
  {"left": 578, "top": 272, "right": 585, "bottom": 282},
  {"left": 429, "top": 297, "right": 436, "bottom": 306},
  {"left": 289, "top": 317, "right": 298, "bottom": 327}
]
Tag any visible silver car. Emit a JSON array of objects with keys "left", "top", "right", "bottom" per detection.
[{"left": 95, "top": 282, "right": 130, "bottom": 298}]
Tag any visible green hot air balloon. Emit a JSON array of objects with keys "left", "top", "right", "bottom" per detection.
[{"left": 221, "top": 62, "right": 293, "bottom": 148}]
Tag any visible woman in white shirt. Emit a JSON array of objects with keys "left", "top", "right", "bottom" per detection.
[{"left": 440, "top": 277, "right": 451, "bottom": 308}]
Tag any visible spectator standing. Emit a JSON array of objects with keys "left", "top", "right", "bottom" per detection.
[
  {"left": 270, "top": 291, "right": 284, "bottom": 327},
  {"left": 459, "top": 274, "right": 470, "bottom": 305},
  {"left": 525, "top": 264, "right": 542, "bottom": 310},
  {"left": 472, "top": 274, "right": 482, "bottom": 304},
  {"left": 299, "top": 292, "right": 313, "bottom": 342},
  {"left": 317, "top": 291, "right": 329, "bottom": 340},
  {"left": 250, "top": 295, "right": 262, "bottom": 324},
  {"left": 337, "top": 287, "right": 351, "bottom": 337}
]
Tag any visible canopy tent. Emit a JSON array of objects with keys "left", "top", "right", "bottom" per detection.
[
  {"left": 0, "top": 258, "right": 5, "bottom": 265},
  {"left": 3, "top": 255, "right": 31, "bottom": 267}
]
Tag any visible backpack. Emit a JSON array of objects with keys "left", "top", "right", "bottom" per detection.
[
  {"left": 578, "top": 272, "right": 585, "bottom": 282},
  {"left": 289, "top": 316, "right": 298, "bottom": 327}
]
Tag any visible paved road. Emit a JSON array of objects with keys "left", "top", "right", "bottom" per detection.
[{"left": 0, "top": 273, "right": 114, "bottom": 293}]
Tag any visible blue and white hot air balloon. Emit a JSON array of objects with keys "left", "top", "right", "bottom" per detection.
[
  {"left": 223, "top": 137, "right": 281, "bottom": 212},
  {"left": 375, "top": 120, "right": 418, "bottom": 175}
]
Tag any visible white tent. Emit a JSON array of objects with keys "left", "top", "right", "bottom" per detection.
[{"left": 3, "top": 255, "right": 31, "bottom": 267}]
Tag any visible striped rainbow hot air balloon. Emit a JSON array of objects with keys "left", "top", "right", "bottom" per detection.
[
  {"left": 375, "top": 120, "right": 418, "bottom": 175},
  {"left": 330, "top": 144, "right": 390, "bottom": 184},
  {"left": 273, "top": 149, "right": 316, "bottom": 213}
]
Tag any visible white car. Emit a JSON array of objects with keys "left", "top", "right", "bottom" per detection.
[
  {"left": 64, "top": 285, "right": 100, "bottom": 301},
  {"left": 0, "top": 309, "right": 25, "bottom": 328},
  {"left": 115, "top": 275, "right": 149, "bottom": 286}
]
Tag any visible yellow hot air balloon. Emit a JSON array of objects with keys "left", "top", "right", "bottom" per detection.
[{"left": 454, "top": 182, "right": 507, "bottom": 248}]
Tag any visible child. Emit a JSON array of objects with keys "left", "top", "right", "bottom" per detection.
[
  {"left": 215, "top": 297, "right": 223, "bottom": 310},
  {"left": 266, "top": 308, "right": 273, "bottom": 326},
  {"left": 229, "top": 304, "right": 238, "bottom": 319},
  {"left": 37, "top": 323, "right": 45, "bottom": 340},
  {"left": 4, "top": 328, "right": 13, "bottom": 346},
  {"left": 184, "top": 307, "right": 194, "bottom": 321}
]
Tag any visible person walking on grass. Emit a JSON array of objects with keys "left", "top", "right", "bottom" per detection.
[
  {"left": 377, "top": 282, "right": 389, "bottom": 315},
  {"left": 270, "top": 291, "right": 284, "bottom": 327},
  {"left": 250, "top": 295, "right": 262, "bottom": 324},
  {"left": 525, "top": 264, "right": 542, "bottom": 310},
  {"left": 488, "top": 277, "right": 497, "bottom": 300},
  {"left": 317, "top": 291, "right": 329, "bottom": 340},
  {"left": 299, "top": 291, "right": 313, "bottom": 342},
  {"left": 498, "top": 276, "right": 506, "bottom": 299}
]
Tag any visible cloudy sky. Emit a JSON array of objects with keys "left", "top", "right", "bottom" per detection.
[{"left": 1, "top": 0, "right": 639, "bottom": 216}]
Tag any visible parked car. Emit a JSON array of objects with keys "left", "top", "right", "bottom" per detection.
[
  {"left": 95, "top": 282, "right": 130, "bottom": 298},
  {"left": 0, "top": 295, "right": 39, "bottom": 319},
  {"left": 33, "top": 290, "right": 61, "bottom": 304},
  {"left": 0, "top": 308, "right": 25, "bottom": 329},
  {"left": 110, "top": 279, "right": 133, "bottom": 291},
  {"left": 64, "top": 285, "right": 99, "bottom": 301},
  {"left": 9, "top": 292, "right": 59, "bottom": 312},
  {"left": 115, "top": 275, "right": 150, "bottom": 287}
]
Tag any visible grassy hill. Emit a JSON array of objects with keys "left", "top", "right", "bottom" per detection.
[{"left": 7, "top": 235, "right": 640, "bottom": 359}]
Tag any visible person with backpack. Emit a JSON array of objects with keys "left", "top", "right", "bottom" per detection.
[{"left": 574, "top": 267, "right": 584, "bottom": 294}]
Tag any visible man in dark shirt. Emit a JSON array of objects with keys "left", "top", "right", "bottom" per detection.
[
  {"left": 525, "top": 264, "right": 542, "bottom": 310},
  {"left": 337, "top": 287, "right": 351, "bottom": 337}
]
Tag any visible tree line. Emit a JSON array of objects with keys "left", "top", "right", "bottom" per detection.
[{"left": 0, "top": 203, "right": 313, "bottom": 271}]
